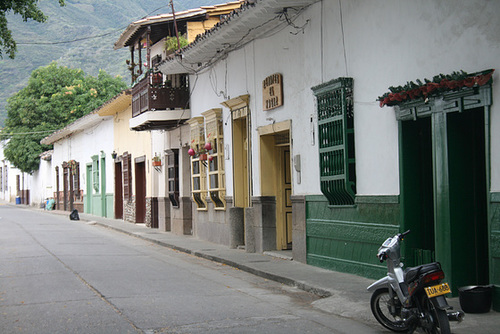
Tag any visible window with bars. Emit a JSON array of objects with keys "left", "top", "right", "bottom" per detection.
[
  {"left": 122, "top": 152, "right": 132, "bottom": 200},
  {"left": 4, "top": 165, "right": 7, "bottom": 191},
  {"left": 91, "top": 155, "right": 99, "bottom": 193},
  {"left": 312, "top": 77, "right": 356, "bottom": 205},
  {"left": 203, "top": 108, "right": 226, "bottom": 210},
  {"left": 166, "top": 149, "right": 179, "bottom": 207},
  {"left": 73, "top": 162, "right": 80, "bottom": 199},
  {"left": 187, "top": 117, "right": 207, "bottom": 210}
]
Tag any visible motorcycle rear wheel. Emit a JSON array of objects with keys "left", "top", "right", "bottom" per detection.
[
  {"left": 370, "top": 288, "right": 409, "bottom": 332},
  {"left": 421, "top": 296, "right": 450, "bottom": 334}
]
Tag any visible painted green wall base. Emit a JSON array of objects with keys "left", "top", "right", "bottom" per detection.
[
  {"left": 83, "top": 193, "right": 113, "bottom": 218},
  {"left": 306, "top": 195, "right": 400, "bottom": 279},
  {"left": 91, "top": 195, "right": 102, "bottom": 216},
  {"left": 105, "top": 194, "right": 114, "bottom": 218},
  {"left": 83, "top": 195, "right": 90, "bottom": 214},
  {"left": 491, "top": 193, "right": 500, "bottom": 310},
  {"left": 493, "top": 286, "right": 500, "bottom": 312}
]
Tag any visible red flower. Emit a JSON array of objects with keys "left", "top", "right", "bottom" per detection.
[
  {"left": 439, "top": 79, "right": 449, "bottom": 89},
  {"left": 476, "top": 71, "right": 494, "bottom": 86},
  {"left": 425, "top": 82, "right": 439, "bottom": 93},
  {"left": 463, "top": 77, "right": 475, "bottom": 87}
]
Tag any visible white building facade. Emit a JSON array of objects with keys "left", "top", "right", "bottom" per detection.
[
  {"left": 41, "top": 112, "right": 115, "bottom": 217},
  {"left": 156, "top": 0, "right": 500, "bottom": 307},
  {"left": 0, "top": 141, "right": 31, "bottom": 204}
]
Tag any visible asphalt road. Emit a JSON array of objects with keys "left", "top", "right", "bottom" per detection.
[{"left": 0, "top": 205, "right": 381, "bottom": 334}]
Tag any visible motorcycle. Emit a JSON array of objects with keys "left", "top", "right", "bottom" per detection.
[{"left": 367, "top": 230, "right": 463, "bottom": 333}]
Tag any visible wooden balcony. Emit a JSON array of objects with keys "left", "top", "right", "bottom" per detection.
[{"left": 130, "top": 74, "right": 190, "bottom": 131}]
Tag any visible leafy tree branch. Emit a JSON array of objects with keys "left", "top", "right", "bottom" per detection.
[
  {"left": 1, "top": 62, "right": 127, "bottom": 173},
  {"left": 0, "top": 0, "right": 65, "bottom": 59}
]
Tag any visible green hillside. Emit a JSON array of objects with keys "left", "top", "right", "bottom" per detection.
[{"left": 0, "top": 0, "right": 224, "bottom": 126}]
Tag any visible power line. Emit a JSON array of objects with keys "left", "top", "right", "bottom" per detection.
[
  {"left": 15, "top": 4, "right": 170, "bottom": 46},
  {"left": 16, "top": 30, "right": 121, "bottom": 45},
  {"left": 1, "top": 129, "right": 57, "bottom": 136}
]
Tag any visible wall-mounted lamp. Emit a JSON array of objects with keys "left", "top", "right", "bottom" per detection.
[{"left": 111, "top": 151, "right": 117, "bottom": 159}]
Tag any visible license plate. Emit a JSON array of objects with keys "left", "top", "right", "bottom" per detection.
[{"left": 425, "top": 283, "right": 451, "bottom": 298}]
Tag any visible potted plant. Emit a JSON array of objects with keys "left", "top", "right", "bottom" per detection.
[
  {"left": 152, "top": 154, "right": 162, "bottom": 166},
  {"left": 165, "top": 35, "right": 189, "bottom": 55}
]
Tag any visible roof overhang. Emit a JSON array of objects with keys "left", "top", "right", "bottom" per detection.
[
  {"left": 158, "top": 0, "right": 321, "bottom": 75},
  {"left": 129, "top": 109, "right": 191, "bottom": 131},
  {"left": 114, "top": 8, "right": 208, "bottom": 50},
  {"left": 114, "top": 1, "right": 246, "bottom": 50},
  {"left": 41, "top": 112, "right": 111, "bottom": 145},
  {"left": 98, "top": 90, "right": 132, "bottom": 116}
]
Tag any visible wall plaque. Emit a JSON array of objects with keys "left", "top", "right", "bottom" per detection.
[{"left": 262, "top": 73, "right": 283, "bottom": 111}]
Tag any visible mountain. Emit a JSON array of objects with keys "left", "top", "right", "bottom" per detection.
[{"left": 0, "top": 0, "right": 225, "bottom": 126}]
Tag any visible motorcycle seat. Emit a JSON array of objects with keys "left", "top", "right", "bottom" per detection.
[{"left": 404, "top": 262, "right": 441, "bottom": 284}]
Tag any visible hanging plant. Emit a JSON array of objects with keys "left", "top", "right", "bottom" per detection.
[
  {"left": 378, "top": 69, "right": 495, "bottom": 108},
  {"left": 188, "top": 142, "right": 214, "bottom": 162},
  {"left": 152, "top": 154, "right": 162, "bottom": 166}
]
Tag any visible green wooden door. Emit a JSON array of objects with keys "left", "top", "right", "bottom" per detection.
[
  {"left": 86, "top": 163, "right": 92, "bottom": 214},
  {"left": 400, "top": 108, "right": 489, "bottom": 293},
  {"left": 447, "top": 109, "right": 489, "bottom": 288},
  {"left": 400, "top": 117, "right": 435, "bottom": 266}
]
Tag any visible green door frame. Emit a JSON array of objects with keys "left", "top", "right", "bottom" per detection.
[
  {"left": 100, "top": 151, "right": 106, "bottom": 217},
  {"left": 86, "top": 163, "right": 92, "bottom": 214},
  {"left": 396, "top": 84, "right": 492, "bottom": 293}
]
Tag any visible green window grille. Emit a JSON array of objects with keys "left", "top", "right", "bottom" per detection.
[
  {"left": 312, "top": 77, "right": 356, "bottom": 205},
  {"left": 91, "top": 155, "right": 99, "bottom": 193}
]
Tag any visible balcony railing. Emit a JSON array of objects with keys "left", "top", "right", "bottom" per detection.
[{"left": 131, "top": 74, "right": 190, "bottom": 118}]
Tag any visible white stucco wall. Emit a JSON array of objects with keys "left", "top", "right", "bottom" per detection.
[
  {"left": 188, "top": 0, "right": 500, "bottom": 198},
  {"left": 51, "top": 117, "right": 114, "bottom": 198},
  {"left": 30, "top": 157, "right": 52, "bottom": 206},
  {"left": 0, "top": 141, "right": 32, "bottom": 204}
]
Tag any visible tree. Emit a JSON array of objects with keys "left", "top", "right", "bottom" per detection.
[
  {"left": 1, "top": 62, "right": 127, "bottom": 173},
  {"left": 0, "top": 0, "right": 65, "bottom": 59}
]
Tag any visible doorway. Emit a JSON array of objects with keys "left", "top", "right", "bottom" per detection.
[
  {"left": 114, "top": 161, "right": 123, "bottom": 219},
  {"left": 447, "top": 108, "right": 488, "bottom": 287},
  {"left": 86, "top": 164, "right": 92, "bottom": 213},
  {"left": 277, "top": 145, "right": 292, "bottom": 250},
  {"left": 260, "top": 125, "right": 292, "bottom": 251},
  {"left": 400, "top": 108, "right": 489, "bottom": 290},
  {"left": 135, "top": 159, "right": 146, "bottom": 224},
  {"left": 233, "top": 115, "right": 250, "bottom": 209}
]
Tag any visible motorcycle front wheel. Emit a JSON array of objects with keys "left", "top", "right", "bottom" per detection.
[
  {"left": 370, "top": 288, "right": 409, "bottom": 332},
  {"left": 421, "top": 296, "right": 450, "bottom": 334}
]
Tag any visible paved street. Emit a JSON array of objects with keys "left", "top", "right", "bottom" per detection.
[{"left": 0, "top": 205, "right": 382, "bottom": 333}]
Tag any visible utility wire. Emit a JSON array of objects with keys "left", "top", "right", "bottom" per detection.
[
  {"left": 16, "top": 4, "right": 169, "bottom": 46},
  {"left": 17, "top": 30, "right": 121, "bottom": 45},
  {"left": 1, "top": 130, "right": 57, "bottom": 135}
]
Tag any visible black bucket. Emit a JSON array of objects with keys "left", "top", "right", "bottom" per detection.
[{"left": 458, "top": 285, "right": 493, "bottom": 313}]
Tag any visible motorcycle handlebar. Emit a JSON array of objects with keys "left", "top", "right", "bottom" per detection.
[
  {"left": 378, "top": 252, "right": 387, "bottom": 263},
  {"left": 399, "top": 229, "right": 411, "bottom": 240}
]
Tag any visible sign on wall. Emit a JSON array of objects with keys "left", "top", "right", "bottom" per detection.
[{"left": 262, "top": 73, "right": 283, "bottom": 111}]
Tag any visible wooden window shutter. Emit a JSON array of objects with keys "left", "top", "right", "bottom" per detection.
[
  {"left": 123, "top": 152, "right": 132, "bottom": 200},
  {"left": 73, "top": 162, "right": 80, "bottom": 199}
]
